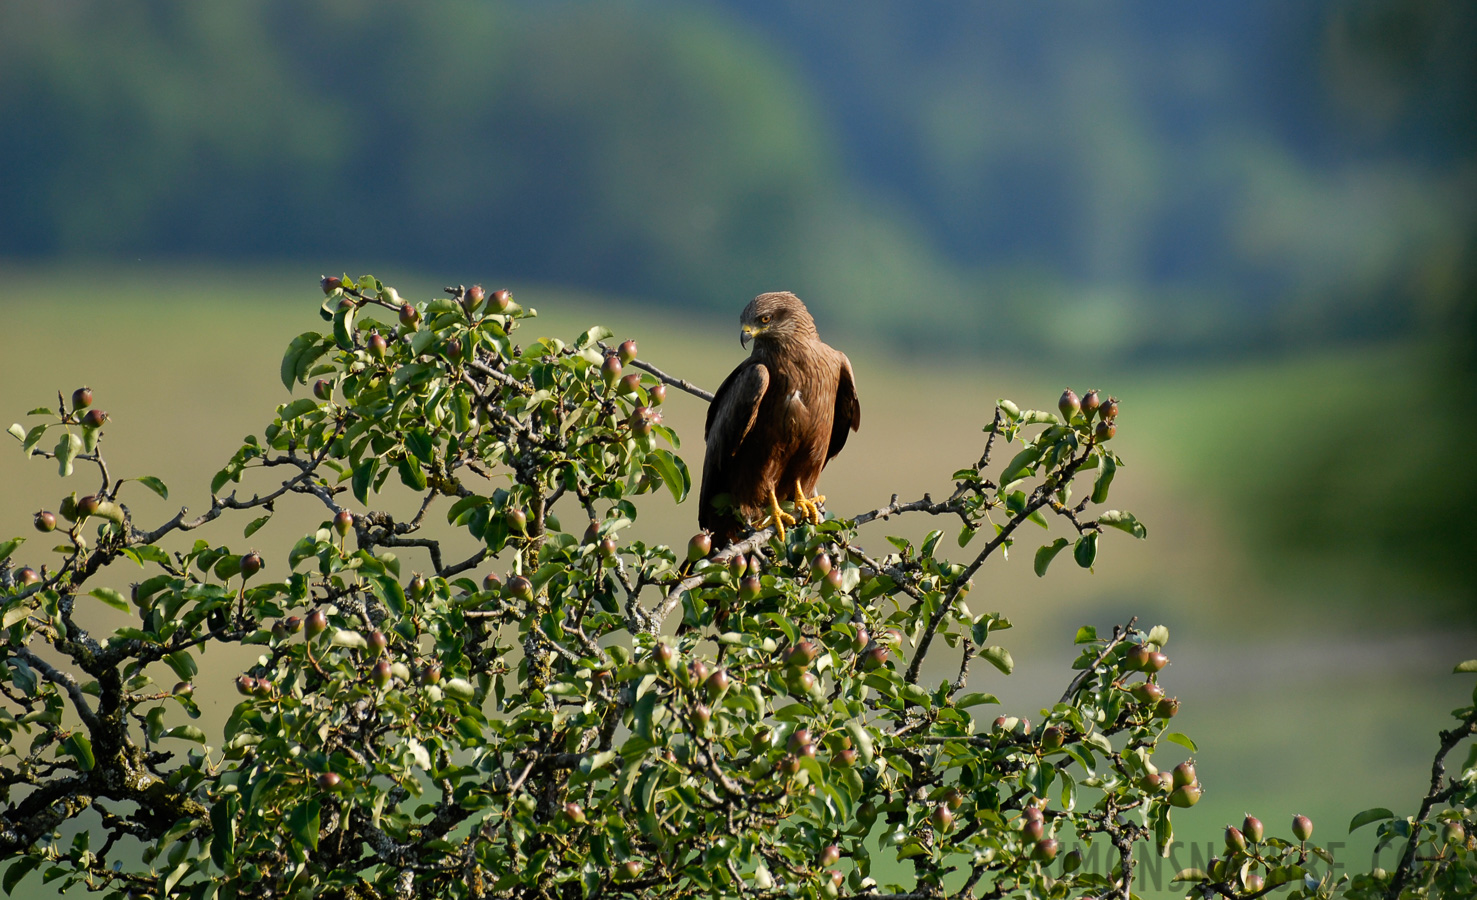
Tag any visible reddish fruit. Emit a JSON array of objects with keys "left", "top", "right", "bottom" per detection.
[
  {"left": 82, "top": 409, "right": 107, "bottom": 429},
  {"left": 1225, "top": 826, "right": 1246, "bottom": 853},
  {"left": 1139, "top": 771, "right": 1163, "bottom": 792},
  {"left": 1095, "top": 420, "right": 1116, "bottom": 441},
  {"left": 239, "top": 553, "right": 263, "bottom": 579},
  {"left": 1015, "top": 718, "right": 1033, "bottom": 736},
  {"left": 819, "top": 845, "right": 841, "bottom": 867},
  {"left": 1125, "top": 645, "right": 1151, "bottom": 671},
  {"left": 77, "top": 495, "right": 101, "bottom": 517},
  {"left": 1100, "top": 397, "right": 1119, "bottom": 420},
  {"left": 1169, "top": 784, "right": 1202, "bottom": 808},
  {"left": 398, "top": 303, "right": 420, "bottom": 328},
  {"left": 409, "top": 575, "right": 427, "bottom": 597},
  {"left": 1058, "top": 389, "right": 1080, "bottom": 420},
  {"left": 1041, "top": 726, "right": 1064, "bottom": 750},
  {"left": 618, "top": 373, "right": 642, "bottom": 396},
  {"left": 788, "top": 728, "right": 813, "bottom": 751},
  {"left": 490, "top": 289, "right": 512, "bottom": 312},
  {"left": 1080, "top": 390, "right": 1101, "bottom": 418},
  {"left": 173, "top": 681, "right": 194, "bottom": 696},
  {"left": 444, "top": 337, "right": 462, "bottom": 359},
  {"left": 313, "top": 379, "right": 333, "bottom": 401},
  {"left": 1443, "top": 822, "right": 1465, "bottom": 845},
  {"left": 371, "top": 659, "right": 392, "bottom": 687},
  {"left": 367, "top": 331, "right": 388, "bottom": 359},
  {"left": 321, "top": 275, "right": 342, "bottom": 295},
  {"left": 619, "top": 860, "right": 643, "bottom": 881},
  {"left": 1242, "top": 815, "right": 1264, "bottom": 843},
  {"left": 687, "top": 532, "right": 713, "bottom": 562},
  {"left": 33, "top": 511, "right": 55, "bottom": 533},
  {"left": 1243, "top": 873, "right": 1264, "bottom": 893},
  {"left": 71, "top": 387, "right": 93, "bottom": 410},
  {"left": 1033, "top": 838, "right": 1059, "bottom": 862},
  {"left": 629, "top": 406, "right": 656, "bottom": 437},
  {"left": 1292, "top": 814, "right": 1313, "bottom": 842},
  {"left": 618, "top": 340, "right": 639, "bottom": 364},
  {"left": 704, "top": 668, "right": 729, "bottom": 699},
  {"left": 467, "top": 284, "right": 485, "bottom": 309},
  {"left": 653, "top": 643, "right": 677, "bottom": 671},
  {"left": 601, "top": 354, "right": 623, "bottom": 386},
  {"left": 993, "top": 716, "right": 1009, "bottom": 733},
  {"left": 369, "top": 630, "right": 388, "bottom": 653},
  {"left": 687, "top": 659, "right": 710, "bottom": 684},
  {"left": 780, "top": 754, "right": 801, "bottom": 776},
  {"left": 507, "top": 575, "right": 533, "bottom": 601},
  {"left": 482, "top": 572, "right": 502, "bottom": 592},
  {"left": 943, "top": 787, "right": 965, "bottom": 810},
  {"left": 810, "top": 552, "right": 833, "bottom": 579},
  {"left": 506, "top": 508, "right": 527, "bottom": 534},
  {"left": 787, "top": 641, "right": 819, "bottom": 667},
  {"left": 822, "top": 567, "right": 844, "bottom": 597},
  {"left": 835, "top": 748, "right": 858, "bottom": 767},
  {"left": 648, "top": 383, "right": 666, "bottom": 405},
  {"left": 305, "top": 608, "right": 328, "bottom": 637},
  {"left": 1158, "top": 772, "right": 1175, "bottom": 791},
  {"left": 690, "top": 704, "right": 711, "bottom": 727},
  {"left": 1172, "top": 761, "right": 1196, "bottom": 788},
  {"left": 828, "top": 870, "right": 845, "bottom": 889},
  {"left": 599, "top": 537, "right": 617, "bottom": 559},
  {"left": 563, "top": 801, "right": 586, "bottom": 825},
  {"left": 317, "top": 771, "right": 342, "bottom": 790},
  {"left": 930, "top": 804, "right": 955, "bottom": 833},
  {"left": 334, "top": 510, "right": 354, "bottom": 536},
  {"left": 1130, "top": 682, "right": 1164, "bottom": 704},
  {"left": 852, "top": 627, "right": 870, "bottom": 652},
  {"left": 1146, "top": 651, "right": 1168, "bottom": 672},
  {"left": 794, "top": 671, "right": 817, "bottom": 693},
  {"left": 1022, "top": 818, "right": 1045, "bottom": 842},
  {"left": 861, "top": 645, "right": 889, "bottom": 671},
  {"left": 235, "top": 675, "right": 255, "bottom": 696},
  {"left": 1155, "top": 697, "right": 1180, "bottom": 719},
  {"left": 739, "top": 575, "right": 761, "bottom": 601},
  {"left": 421, "top": 664, "right": 442, "bottom": 685}
]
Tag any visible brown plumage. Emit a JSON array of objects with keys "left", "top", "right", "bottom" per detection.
[{"left": 700, "top": 292, "right": 860, "bottom": 545}]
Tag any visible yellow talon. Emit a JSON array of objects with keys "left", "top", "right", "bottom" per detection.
[
  {"left": 758, "top": 486, "right": 797, "bottom": 540},
  {"left": 792, "top": 480, "right": 826, "bottom": 526}
]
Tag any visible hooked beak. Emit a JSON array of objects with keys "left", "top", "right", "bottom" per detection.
[{"left": 740, "top": 325, "right": 753, "bottom": 349}]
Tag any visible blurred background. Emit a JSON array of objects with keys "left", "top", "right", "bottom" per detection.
[{"left": 2, "top": 1, "right": 1474, "bottom": 894}]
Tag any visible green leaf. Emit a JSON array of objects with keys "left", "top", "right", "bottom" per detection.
[
  {"left": 353, "top": 458, "right": 379, "bottom": 504},
  {"left": 2, "top": 604, "right": 30, "bottom": 629},
  {"left": 845, "top": 720, "right": 874, "bottom": 765},
  {"left": 577, "top": 325, "right": 613, "bottom": 350},
  {"left": 999, "top": 445, "right": 1042, "bottom": 489},
  {"left": 0, "top": 539, "right": 23, "bottom": 565},
  {"left": 244, "top": 514, "right": 271, "bottom": 539},
  {"left": 953, "top": 692, "right": 999, "bottom": 708},
  {"left": 163, "top": 725, "right": 207, "bottom": 744},
  {"left": 1164, "top": 732, "right": 1197, "bottom": 752},
  {"left": 646, "top": 449, "right": 690, "bottom": 503},
  {"left": 405, "top": 428, "right": 435, "bottom": 465},
  {"left": 5, "top": 423, "right": 22, "bottom": 442},
  {"left": 1147, "top": 625, "right": 1170, "bottom": 648},
  {"left": 211, "top": 797, "right": 237, "bottom": 869},
  {"left": 1171, "top": 869, "right": 1208, "bottom": 884},
  {"left": 1073, "top": 532, "right": 1098, "bottom": 569},
  {"left": 286, "top": 798, "right": 321, "bottom": 851},
  {"left": 397, "top": 454, "right": 427, "bottom": 492},
  {"left": 55, "top": 432, "right": 83, "bottom": 478},
  {"left": 1091, "top": 454, "right": 1116, "bottom": 504},
  {"left": 981, "top": 646, "right": 1014, "bottom": 675},
  {"left": 1034, "top": 538, "right": 1069, "bottom": 577},
  {"left": 1454, "top": 660, "right": 1477, "bottom": 674},
  {"left": 89, "top": 588, "right": 129, "bottom": 612},
  {"left": 1349, "top": 807, "right": 1395, "bottom": 833},
  {"left": 1074, "top": 626, "right": 1098, "bottom": 644},
  {"left": 279, "top": 398, "right": 318, "bottom": 422},
  {"left": 134, "top": 476, "right": 169, "bottom": 500},
  {"left": 63, "top": 733, "right": 95, "bottom": 770},
  {"left": 3, "top": 856, "right": 41, "bottom": 895},
  {"left": 21, "top": 423, "right": 49, "bottom": 455},
  {"left": 332, "top": 301, "right": 357, "bottom": 350},
  {"left": 1097, "top": 510, "right": 1147, "bottom": 539},
  {"left": 281, "top": 332, "right": 324, "bottom": 389}
]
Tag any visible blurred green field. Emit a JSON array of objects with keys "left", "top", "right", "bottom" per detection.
[{"left": 0, "top": 263, "right": 1469, "bottom": 897}]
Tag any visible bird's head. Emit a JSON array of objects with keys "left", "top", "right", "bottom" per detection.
[{"left": 739, "top": 292, "right": 817, "bottom": 349}]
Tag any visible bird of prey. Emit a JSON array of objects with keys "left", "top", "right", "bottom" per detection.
[{"left": 699, "top": 292, "right": 860, "bottom": 545}]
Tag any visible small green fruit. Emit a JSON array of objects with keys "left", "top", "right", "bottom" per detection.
[
  {"left": 1130, "top": 682, "right": 1164, "bottom": 704},
  {"left": 334, "top": 510, "right": 354, "bottom": 536},
  {"left": 786, "top": 641, "right": 818, "bottom": 667},
  {"left": 1242, "top": 815, "right": 1263, "bottom": 842},
  {"left": 398, "top": 303, "right": 420, "bottom": 328},
  {"left": 1169, "top": 784, "right": 1202, "bottom": 808},
  {"left": 1155, "top": 697, "right": 1180, "bottom": 718},
  {"left": 1062, "top": 848, "right": 1083, "bottom": 873},
  {"left": 810, "top": 552, "right": 833, "bottom": 579},
  {"left": 371, "top": 660, "right": 392, "bottom": 687},
  {"left": 929, "top": 804, "right": 954, "bottom": 833},
  {"left": 653, "top": 643, "right": 677, "bottom": 671},
  {"left": 819, "top": 845, "right": 841, "bottom": 867},
  {"left": 835, "top": 748, "right": 857, "bottom": 767},
  {"left": 77, "top": 495, "right": 101, "bottom": 517},
  {"left": 1058, "top": 389, "right": 1079, "bottom": 420},
  {"left": 861, "top": 645, "right": 889, "bottom": 671},
  {"left": 1040, "top": 726, "right": 1064, "bottom": 750},
  {"left": 1225, "top": 826, "right": 1246, "bottom": 853},
  {"left": 563, "top": 801, "right": 586, "bottom": 825},
  {"left": 618, "top": 340, "right": 638, "bottom": 363},
  {"left": 305, "top": 608, "right": 328, "bottom": 637},
  {"left": 704, "top": 668, "right": 729, "bottom": 700},
  {"left": 507, "top": 575, "right": 533, "bottom": 601},
  {"left": 1022, "top": 818, "right": 1045, "bottom": 842},
  {"left": 1171, "top": 761, "right": 1196, "bottom": 788},
  {"left": 368, "top": 630, "right": 388, "bottom": 653},
  {"left": 491, "top": 289, "right": 512, "bottom": 312},
  {"left": 618, "top": 373, "right": 642, "bottom": 397},
  {"left": 602, "top": 354, "right": 623, "bottom": 386},
  {"left": 367, "top": 331, "right": 388, "bottom": 359},
  {"left": 317, "top": 771, "right": 342, "bottom": 789},
  {"left": 739, "top": 575, "right": 761, "bottom": 601},
  {"left": 313, "top": 379, "right": 333, "bottom": 401},
  {"left": 821, "top": 566, "right": 844, "bottom": 597},
  {"left": 1033, "top": 838, "right": 1059, "bottom": 862},
  {"left": 466, "top": 285, "right": 485, "bottom": 311},
  {"left": 648, "top": 383, "right": 666, "bottom": 405},
  {"left": 599, "top": 537, "right": 617, "bottom": 559},
  {"left": 1292, "top": 814, "right": 1313, "bottom": 842},
  {"left": 173, "top": 681, "right": 194, "bottom": 697},
  {"left": 506, "top": 508, "right": 527, "bottom": 534},
  {"left": 421, "top": 664, "right": 442, "bottom": 685}
]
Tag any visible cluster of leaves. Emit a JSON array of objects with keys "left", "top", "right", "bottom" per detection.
[{"left": 0, "top": 275, "right": 1471, "bottom": 900}]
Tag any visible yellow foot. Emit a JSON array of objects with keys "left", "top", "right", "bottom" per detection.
[
  {"left": 791, "top": 480, "right": 827, "bottom": 526},
  {"left": 758, "top": 487, "right": 798, "bottom": 541}
]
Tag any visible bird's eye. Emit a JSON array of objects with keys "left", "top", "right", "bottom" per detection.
[{"left": 759, "top": 315, "right": 771, "bottom": 325}]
